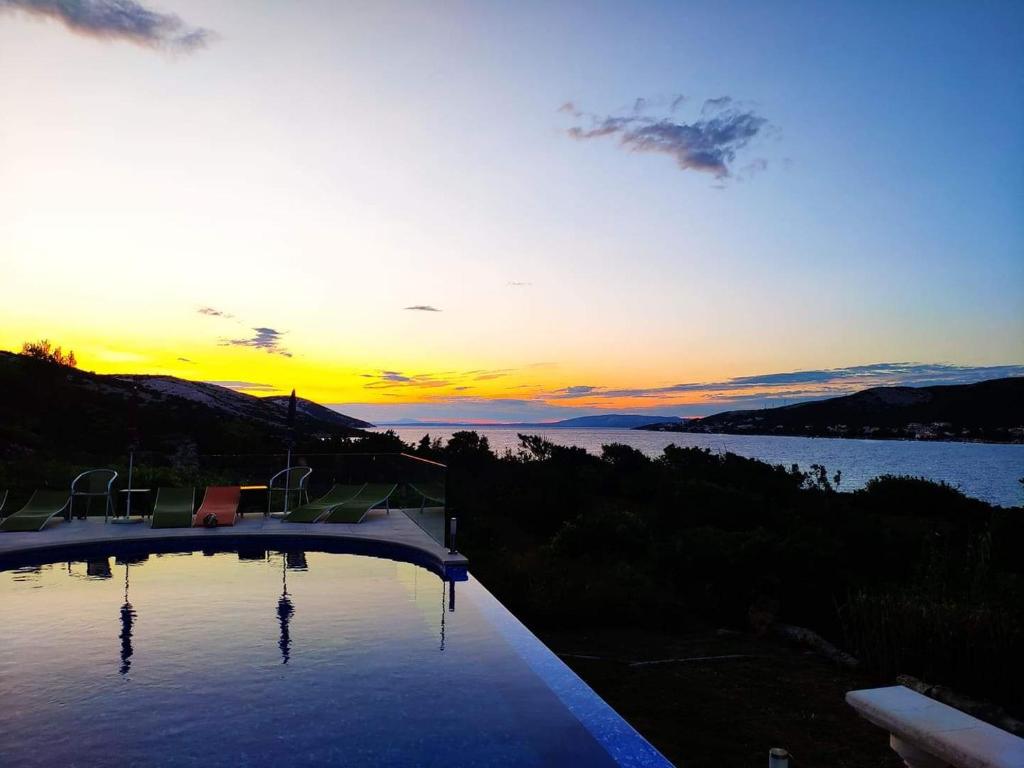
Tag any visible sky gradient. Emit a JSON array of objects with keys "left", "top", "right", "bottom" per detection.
[{"left": 2, "top": 1, "right": 1022, "bottom": 422}]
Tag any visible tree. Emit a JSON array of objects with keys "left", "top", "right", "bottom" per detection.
[{"left": 20, "top": 339, "right": 77, "bottom": 367}]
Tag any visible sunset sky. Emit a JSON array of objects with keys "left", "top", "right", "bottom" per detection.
[{"left": 2, "top": 1, "right": 1022, "bottom": 422}]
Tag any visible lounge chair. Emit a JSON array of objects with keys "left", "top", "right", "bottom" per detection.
[
  {"left": 150, "top": 487, "right": 196, "bottom": 529},
  {"left": 0, "top": 490, "right": 71, "bottom": 532},
  {"left": 280, "top": 484, "right": 365, "bottom": 523},
  {"left": 410, "top": 481, "right": 446, "bottom": 511},
  {"left": 322, "top": 483, "right": 397, "bottom": 524},
  {"left": 193, "top": 486, "right": 241, "bottom": 527},
  {"left": 0, "top": 489, "right": 7, "bottom": 518},
  {"left": 267, "top": 467, "right": 312, "bottom": 516},
  {"left": 70, "top": 469, "right": 118, "bottom": 521}
]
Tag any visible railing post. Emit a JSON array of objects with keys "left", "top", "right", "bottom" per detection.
[
  {"left": 768, "top": 747, "right": 789, "bottom": 767},
  {"left": 448, "top": 516, "right": 457, "bottom": 554}
]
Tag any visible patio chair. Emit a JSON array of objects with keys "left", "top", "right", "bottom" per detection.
[
  {"left": 280, "top": 483, "right": 365, "bottom": 523},
  {"left": 150, "top": 487, "right": 196, "bottom": 529},
  {"left": 322, "top": 483, "right": 397, "bottom": 524},
  {"left": 267, "top": 466, "right": 312, "bottom": 517},
  {"left": 193, "top": 486, "right": 241, "bottom": 528},
  {"left": 0, "top": 490, "right": 71, "bottom": 532},
  {"left": 70, "top": 469, "right": 118, "bottom": 521}
]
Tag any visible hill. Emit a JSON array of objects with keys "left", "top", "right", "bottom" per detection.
[
  {"left": 636, "top": 377, "right": 1024, "bottom": 442},
  {"left": 0, "top": 351, "right": 371, "bottom": 461}
]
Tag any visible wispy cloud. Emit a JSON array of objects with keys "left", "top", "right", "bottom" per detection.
[
  {"left": 197, "top": 306, "right": 232, "bottom": 318},
  {"left": 508, "top": 281, "right": 532, "bottom": 287},
  {"left": 563, "top": 96, "right": 770, "bottom": 179},
  {"left": 548, "top": 363, "right": 1024, "bottom": 400},
  {"left": 221, "top": 327, "right": 292, "bottom": 357},
  {"left": 1, "top": 0, "right": 214, "bottom": 51},
  {"left": 557, "top": 385, "right": 600, "bottom": 396},
  {"left": 404, "top": 305, "right": 442, "bottom": 312},
  {"left": 176, "top": 356, "right": 194, "bottom": 364},
  {"left": 204, "top": 380, "right": 278, "bottom": 393}
]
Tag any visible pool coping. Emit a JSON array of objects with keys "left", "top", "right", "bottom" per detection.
[{"left": 0, "top": 509, "right": 468, "bottom": 577}]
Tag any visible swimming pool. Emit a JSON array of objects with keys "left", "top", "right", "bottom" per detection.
[{"left": 0, "top": 541, "right": 671, "bottom": 767}]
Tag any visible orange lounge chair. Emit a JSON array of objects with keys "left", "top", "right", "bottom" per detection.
[{"left": 193, "top": 486, "right": 241, "bottom": 527}]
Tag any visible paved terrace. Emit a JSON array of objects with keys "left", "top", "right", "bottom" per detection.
[{"left": 0, "top": 508, "right": 467, "bottom": 576}]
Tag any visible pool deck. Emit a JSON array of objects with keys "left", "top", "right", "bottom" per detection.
[{"left": 0, "top": 507, "right": 468, "bottom": 574}]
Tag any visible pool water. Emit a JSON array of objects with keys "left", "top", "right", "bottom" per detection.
[{"left": 0, "top": 545, "right": 670, "bottom": 767}]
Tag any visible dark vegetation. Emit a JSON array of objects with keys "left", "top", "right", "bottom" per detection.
[
  {"left": 641, "top": 377, "right": 1024, "bottom": 442},
  {"left": 406, "top": 430, "right": 1024, "bottom": 718}
]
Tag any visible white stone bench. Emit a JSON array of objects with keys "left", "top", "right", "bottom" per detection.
[{"left": 846, "top": 686, "right": 1024, "bottom": 768}]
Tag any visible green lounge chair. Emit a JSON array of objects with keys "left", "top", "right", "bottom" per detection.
[
  {"left": 150, "top": 487, "right": 196, "bottom": 529},
  {"left": 322, "top": 483, "right": 397, "bottom": 524},
  {"left": 0, "top": 490, "right": 71, "bottom": 532},
  {"left": 281, "top": 484, "right": 366, "bottom": 524},
  {"left": 410, "top": 481, "right": 445, "bottom": 510}
]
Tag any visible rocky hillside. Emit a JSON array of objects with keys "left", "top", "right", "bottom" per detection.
[
  {"left": 0, "top": 351, "right": 371, "bottom": 460},
  {"left": 636, "top": 377, "right": 1024, "bottom": 443}
]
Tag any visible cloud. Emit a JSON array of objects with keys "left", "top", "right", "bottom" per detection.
[
  {"left": 1, "top": 0, "right": 214, "bottom": 51},
  {"left": 557, "top": 385, "right": 601, "bottom": 396},
  {"left": 404, "top": 305, "right": 442, "bottom": 312},
  {"left": 701, "top": 96, "right": 733, "bottom": 114},
  {"left": 197, "top": 306, "right": 232, "bottom": 318},
  {"left": 362, "top": 370, "right": 452, "bottom": 390},
  {"left": 221, "top": 327, "right": 292, "bottom": 357},
  {"left": 508, "top": 281, "right": 532, "bottom": 287},
  {"left": 204, "top": 380, "right": 278, "bottom": 393},
  {"left": 564, "top": 97, "right": 770, "bottom": 179},
  {"left": 548, "top": 362, "right": 1024, "bottom": 400},
  {"left": 176, "top": 356, "right": 194, "bottom": 364}
]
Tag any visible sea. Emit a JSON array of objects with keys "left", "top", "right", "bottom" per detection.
[{"left": 375, "top": 427, "right": 1024, "bottom": 508}]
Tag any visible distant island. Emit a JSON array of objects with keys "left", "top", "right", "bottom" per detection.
[
  {"left": 636, "top": 377, "right": 1024, "bottom": 443},
  {"left": 381, "top": 415, "right": 684, "bottom": 429}
]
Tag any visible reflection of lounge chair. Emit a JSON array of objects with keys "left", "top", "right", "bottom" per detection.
[
  {"left": 0, "top": 490, "right": 71, "bottom": 532},
  {"left": 70, "top": 469, "right": 118, "bottom": 521},
  {"left": 193, "top": 486, "right": 241, "bottom": 527},
  {"left": 410, "top": 481, "right": 445, "bottom": 511},
  {"left": 150, "top": 488, "right": 195, "bottom": 529},
  {"left": 323, "top": 483, "right": 397, "bottom": 524},
  {"left": 281, "top": 484, "right": 365, "bottom": 524},
  {"left": 267, "top": 467, "right": 312, "bottom": 516}
]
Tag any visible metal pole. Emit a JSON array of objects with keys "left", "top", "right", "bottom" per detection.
[
  {"left": 768, "top": 748, "right": 790, "bottom": 768},
  {"left": 126, "top": 450, "right": 134, "bottom": 519},
  {"left": 448, "top": 516, "right": 457, "bottom": 554}
]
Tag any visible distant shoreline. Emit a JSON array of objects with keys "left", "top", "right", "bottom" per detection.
[{"left": 374, "top": 424, "right": 1024, "bottom": 447}]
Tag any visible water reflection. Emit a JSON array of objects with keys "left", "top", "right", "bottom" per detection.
[
  {"left": 119, "top": 563, "right": 135, "bottom": 676},
  {"left": 87, "top": 558, "right": 112, "bottom": 579},
  {"left": 277, "top": 556, "right": 294, "bottom": 664}
]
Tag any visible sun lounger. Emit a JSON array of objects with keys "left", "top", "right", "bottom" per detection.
[
  {"left": 322, "top": 483, "right": 397, "bottom": 524},
  {"left": 280, "top": 484, "right": 365, "bottom": 523},
  {"left": 410, "top": 481, "right": 446, "bottom": 510},
  {"left": 193, "top": 486, "right": 241, "bottom": 527},
  {"left": 150, "top": 487, "right": 196, "bottom": 529},
  {"left": 0, "top": 490, "right": 71, "bottom": 532}
]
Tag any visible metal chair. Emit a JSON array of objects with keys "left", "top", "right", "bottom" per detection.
[
  {"left": 267, "top": 466, "right": 312, "bottom": 517},
  {"left": 70, "top": 469, "right": 118, "bottom": 522}
]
